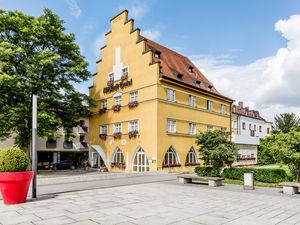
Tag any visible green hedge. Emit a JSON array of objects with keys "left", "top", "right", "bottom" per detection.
[
  {"left": 0, "top": 147, "right": 30, "bottom": 172},
  {"left": 194, "top": 166, "right": 220, "bottom": 177},
  {"left": 222, "top": 168, "right": 292, "bottom": 183}
]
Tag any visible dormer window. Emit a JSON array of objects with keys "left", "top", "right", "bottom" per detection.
[
  {"left": 208, "top": 85, "right": 213, "bottom": 91},
  {"left": 188, "top": 66, "right": 193, "bottom": 73},
  {"left": 196, "top": 80, "right": 201, "bottom": 85},
  {"left": 177, "top": 73, "right": 183, "bottom": 79},
  {"left": 154, "top": 51, "right": 161, "bottom": 59}
]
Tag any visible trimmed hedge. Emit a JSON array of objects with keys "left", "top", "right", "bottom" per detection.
[
  {"left": 194, "top": 166, "right": 220, "bottom": 177},
  {"left": 0, "top": 147, "right": 30, "bottom": 172},
  {"left": 222, "top": 168, "right": 292, "bottom": 183}
]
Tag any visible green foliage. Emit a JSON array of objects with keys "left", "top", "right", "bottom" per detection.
[
  {"left": 0, "top": 9, "right": 92, "bottom": 149},
  {"left": 274, "top": 113, "right": 300, "bottom": 133},
  {"left": 222, "top": 168, "right": 292, "bottom": 183},
  {"left": 0, "top": 147, "right": 30, "bottom": 172},
  {"left": 257, "top": 136, "right": 277, "bottom": 165},
  {"left": 269, "top": 131, "right": 300, "bottom": 181},
  {"left": 194, "top": 166, "right": 220, "bottom": 177},
  {"left": 196, "top": 130, "right": 238, "bottom": 173}
]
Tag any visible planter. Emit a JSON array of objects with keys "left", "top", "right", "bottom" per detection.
[
  {"left": 128, "top": 101, "right": 139, "bottom": 108},
  {"left": 0, "top": 171, "right": 34, "bottom": 204},
  {"left": 112, "top": 105, "right": 121, "bottom": 112},
  {"left": 100, "top": 167, "right": 108, "bottom": 172}
]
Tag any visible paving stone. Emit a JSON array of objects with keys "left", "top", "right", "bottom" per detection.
[{"left": 33, "top": 216, "right": 75, "bottom": 225}]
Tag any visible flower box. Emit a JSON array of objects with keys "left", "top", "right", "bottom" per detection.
[
  {"left": 113, "top": 132, "right": 122, "bottom": 139},
  {"left": 99, "top": 134, "right": 107, "bottom": 140},
  {"left": 128, "top": 130, "right": 139, "bottom": 139},
  {"left": 128, "top": 101, "right": 139, "bottom": 108},
  {"left": 185, "top": 162, "right": 200, "bottom": 166},
  {"left": 99, "top": 108, "right": 107, "bottom": 114},
  {"left": 111, "top": 162, "right": 126, "bottom": 169},
  {"left": 163, "top": 163, "right": 181, "bottom": 168},
  {"left": 121, "top": 74, "right": 128, "bottom": 81},
  {"left": 107, "top": 80, "right": 114, "bottom": 87},
  {"left": 112, "top": 105, "right": 121, "bottom": 112}
]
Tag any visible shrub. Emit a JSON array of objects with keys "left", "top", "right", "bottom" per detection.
[
  {"left": 222, "top": 168, "right": 292, "bottom": 183},
  {"left": 194, "top": 166, "right": 220, "bottom": 177},
  {"left": 0, "top": 147, "right": 30, "bottom": 172}
]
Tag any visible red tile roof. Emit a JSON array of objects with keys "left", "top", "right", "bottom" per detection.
[
  {"left": 140, "top": 36, "right": 220, "bottom": 95},
  {"left": 232, "top": 102, "right": 265, "bottom": 121}
]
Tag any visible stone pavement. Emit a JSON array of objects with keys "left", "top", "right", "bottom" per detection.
[{"left": 1, "top": 180, "right": 300, "bottom": 225}]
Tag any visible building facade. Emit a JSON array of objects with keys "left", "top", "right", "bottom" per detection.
[
  {"left": 88, "top": 10, "right": 233, "bottom": 172},
  {"left": 231, "top": 102, "right": 272, "bottom": 166}
]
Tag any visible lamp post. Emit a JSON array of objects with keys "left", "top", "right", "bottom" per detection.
[{"left": 32, "top": 94, "right": 38, "bottom": 198}]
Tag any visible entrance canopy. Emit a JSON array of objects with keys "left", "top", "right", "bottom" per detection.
[{"left": 91, "top": 145, "right": 108, "bottom": 167}]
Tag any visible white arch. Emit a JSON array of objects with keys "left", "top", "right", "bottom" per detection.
[{"left": 131, "top": 146, "right": 149, "bottom": 172}]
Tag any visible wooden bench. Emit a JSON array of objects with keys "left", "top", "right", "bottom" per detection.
[
  {"left": 279, "top": 182, "right": 300, "bottom": 195},
  {"left": 177, "top": 174, "right": 223, "bottom": 187}
]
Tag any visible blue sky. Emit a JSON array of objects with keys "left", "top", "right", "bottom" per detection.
[{"left": 1, "top": 0, "right": 300, "bottom": 120}]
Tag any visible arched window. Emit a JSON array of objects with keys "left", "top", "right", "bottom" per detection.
[
  {"left": 111, "top": 148, "right": 125, "bottom": 169},
  {"left": 132, "top": 148, "right": 149, "bottom": 172},
  {"left": 163, "top": 147, "right": 180, "bottom": 167},
  {"left": 185, "top": 148, "right": 199, "bottom": 166}
]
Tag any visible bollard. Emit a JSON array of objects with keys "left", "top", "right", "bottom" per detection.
[{"left": 244, "top": 172, "right": 254, "bottom": 190}]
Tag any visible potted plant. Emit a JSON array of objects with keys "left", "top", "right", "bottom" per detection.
[
  {"left": 113, "top": 132, "right": 122, "bottom": 139},
  {"left": 107, "top": 80, "right": 114, "bottom": 87},
  {"left": 112, "top": 105, "right": 121, "bottom": 112},
  {"left": 128, "top": 101, "right": 139, "bottom": 108},
  {"left": 0, "top": 147, "right": 33, "bottom": 204},
  {"left": 99, "top": 108, "right": 107, "bottom": 114},
  {"left": 99, "top": 133, "right": 107, "bottom": 140},
  {"left": 128, "top": 130, "right": 139, "bottom": 139},
  {"left": 121, "top": 74, "right": 128, "bottom": 81}
]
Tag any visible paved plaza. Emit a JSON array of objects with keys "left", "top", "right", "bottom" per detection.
[{"left": 1, "top": 177, "right": 300, "bottom": 225}]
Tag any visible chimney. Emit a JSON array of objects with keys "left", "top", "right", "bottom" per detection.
[{"left": 238, "top": 101, "right": 243, "bottom": 109}]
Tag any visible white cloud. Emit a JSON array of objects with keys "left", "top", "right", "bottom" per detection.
[
  {"left": 128, "top": 2, "right": 149, "bottom": 20},
  {"left": 191, "top": 14, "right": 300, "bottom": 122},
  {"left": 67, "top": 0, "right": 81, "bottom": 18},
  {"left": 141, "top": 29, "right": 161, "bottom": 40},
  {"left": 93, "top": 31, "right": 108, "bottom": 58}
]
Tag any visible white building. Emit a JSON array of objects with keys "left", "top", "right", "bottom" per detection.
[{"left": 231, "top": 101, "right": 272, "bottom": 166}]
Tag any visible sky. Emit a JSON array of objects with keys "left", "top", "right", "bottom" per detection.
[{"left": 1, "top": 0, "right": 300, "bottom": 122}]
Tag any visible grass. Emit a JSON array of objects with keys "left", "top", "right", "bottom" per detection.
[{"left": 223, "top": 179, "right": 281, "bottom": 188}]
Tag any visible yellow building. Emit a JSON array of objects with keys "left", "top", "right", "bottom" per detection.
[{"left": 88, "top": 10, "right": 233, "bottom": 172}]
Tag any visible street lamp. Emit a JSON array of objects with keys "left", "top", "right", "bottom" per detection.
[{"left": 32, "top": 94, "right": 38, "bottom": 198}]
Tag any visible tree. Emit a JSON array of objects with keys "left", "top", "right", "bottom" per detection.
[
  {"left": 195, "top": 130, "right": 238, "bottom": 174},
  {"left": 270, "top": 131, "right": 300, "bottom": 181},
  {"left": 0, "top": 9, "right": 92, "bottom": 151},
  {"left": 257, "top": 136, "right": 277, "bottom": 165},
  {"left": 274, "top": 113, "right": 300, "bottom": 133}
]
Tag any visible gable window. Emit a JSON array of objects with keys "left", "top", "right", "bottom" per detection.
[
  {"left": 207, "top": 125, "right": 213, "bottom": 132},
  {"left": 163, "top": 147, "right": 180, "bottom": 167},
  {"left": 221, "top": 104, "right": 226, "bottom": 114},
  {"left": 167, "top": 89, "right": 175, "bottom": 102},
  {"left": 242, "top": 122, "right": 246, "bottom": 130},
  {"left": 114, "top": 96, "right": 122, "bottom": 106},
  {"left": 101, "top": 100, "right": 107, "bottom": 109},
  {"left": 100, "top": 125, "right": 108, "bottom": 135},
  {"left": 108, "top": 73, "right": 114, "bottom": 81},
  {"left": 113, "top": 123, "right": 122, "bottom": 133},
  {"left": 189, "top": 95, "right": 196, "bottom": 107},
  {"left": 128, "top": 121, "right": 139, "bottom": 132},
  {"left": 207, "top": 100, "right": 213, "bottom": 112},
  {"left": 122, "top": 67, "right": 128, "bottom": 76},
  {"left": 130, "top": 91, "right": 138, "bottom": 102},
  {"left": 167, "top": 119, "right": 176, "bottom": 133},
  {"left": 189, "top": 123, "right": 196, "bottom": 135}
]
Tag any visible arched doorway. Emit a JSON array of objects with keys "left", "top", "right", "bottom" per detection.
[
  {"left": 111, "top": 147, "right": 126, "bottom": 169},
  {"left": 132, "top": 148, "right": 149, "bottom": 172}
]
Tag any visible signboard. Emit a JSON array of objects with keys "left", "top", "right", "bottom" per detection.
[{"left": 103, "top": 79, "right": 133, "bottom": 94}]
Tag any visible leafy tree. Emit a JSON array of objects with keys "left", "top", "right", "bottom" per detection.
[
  {"left": 257, "top": 136, "right": 277, "bottom": 165},
  {"left": 270, "top": 131, "right": 300, "bottom": 181},
  {"left": 195, "top": 130, "right": 238, "bottom": 175},
  {"left": 274, "top": 113, "right": 300, "bottom": 133},
  {"left": 0, "top": 9, "right": 92, "bottom": 151}
]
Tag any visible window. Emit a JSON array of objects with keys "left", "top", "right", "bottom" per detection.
[
  {"left": 122, "top": 67, "right": 128, "bottom": 76},
  {"left": 207, "top": 125, "right": 213, "bottom": 132},
  {"left": 114, "top": 96, "right": 121, "bottom": 106},
  {"left": 249, "top": 124, "right": 252, "bottom": 130},
  {"left": 167, "top": 120, "right": 176, "bottom": 133},
  {"left": 189, "top": 123, "right": 196, "bottom": 135},
  {"left": 101, "top": 100, "right": 107, "bottom": 109},
  {"left": 167, "top": 89, "right": 175, "bottom": 102},
  {"left": 128, "top": 121, "right": 139, "bottom": 132},
  {"left": 207, "top": 100, "right": 213, "bottom": 112},
  {"left": 163, "top": 147, "right": 179, "bottom": 166},
  {"left": 130, "top": 91, "right": 138, "bottom": 102},
  {"left": 251, "top": 153, "right": 255, "bottom": 158},
  {"left": 242, "top": 122, "right": 246, "bottom": 130},
  {"left": 111, "top": 148, "right": 125, "bottom": 164},
  {"left": 154, "top": 51, "right": 161, "bottom": 59},
  {"left": 254, "top": 125, "right": 256, "bottom": 131},
  {"left": 108, "top": 73, "right": 114, "bottom": 81},
  {"left": 267, "top": 128, "right": 270, "bottom": 134},
  {"left": 221, "top": 104, "right": 226, "bottom": 114},
  {"left": 250, "top": 130, "right": 255, "bottom": 136},
  {"left": 189, "top": 95, "right": 196, "bottom": 107},
  {"left": 100, "top": 125, "right": 108, "bottom": 135},
  {"left": 113, "top": 123, "right": 122, "bottom": 133},
  {"left": 188, "top": 66, "right": 193, "bottom": 73},
  {"left": 186, "top": 148, "right": 198, "bottom": 165},
  {"left": 259, "top": 126, "right": 262, "bottom": 132}
]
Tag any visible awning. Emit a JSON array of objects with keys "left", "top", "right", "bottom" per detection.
[{"left": 91, "top": 145, "right": 108, "bottom": 167}]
